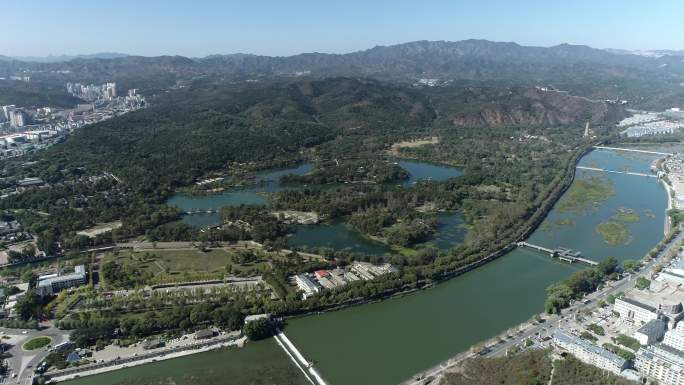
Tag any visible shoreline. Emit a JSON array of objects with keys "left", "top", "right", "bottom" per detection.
[
  {"left": 283, "top": 143, "right": 591, "bottom": 320},
  {"left": 48, "top": 144, "right": 592, "bottom": 384},
  {"left": 48, "top": 335, "right": 247, "bottom": 383},
  {"left": 401, "top": 144, "right": 678, "bottom": 384}
]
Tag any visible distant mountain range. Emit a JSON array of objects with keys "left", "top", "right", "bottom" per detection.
[
  {"left": 4, "top": 40, "right": 684, "bottom": 79},
  {"left": 0, "top": 53, "right": 129, "bottom": 63},
  {"left": 2, "top": 40, "right": 683, "bottom": 109}
]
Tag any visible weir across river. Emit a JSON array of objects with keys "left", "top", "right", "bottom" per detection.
[
  {"left": 516, "top": 242, "right": 599, "bottom": 266},
  {"left": 576, "top": 165, "right": 657, "bottom": 178},
  {"left": 593, "top": 146, "right": 673, "bottom": 156}
]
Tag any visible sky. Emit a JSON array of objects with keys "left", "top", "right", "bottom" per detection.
[{"left": 3, "top": 0, "right": 684, "bottom": 58}]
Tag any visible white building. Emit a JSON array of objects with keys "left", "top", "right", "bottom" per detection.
[
  {"left": 664, "top": 328, "right": 684, "bottom": 352},
  {"left": 636, "top": 344, "right": 684, "bottom": 385},
  {"left": 614, "top": 298, "right": 659, "bottom": 325},
  {"left": 635, "top": 319, "right": 667, "bottom": 346},
  {"left": 244, "top": 313, "right": 271, "bottom": 325},
  {"left": 553, "top": 330, "right": 628, "bottom": 374},
  {"left": 36, "top": 265, "right": 87, "bottom": 296},
  {"left": 293, "top": 274, "right": 321, "bottom": 299}
]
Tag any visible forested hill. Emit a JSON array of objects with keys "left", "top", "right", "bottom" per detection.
[
  {"left": 0, "top": 80, "right": 82, "bottom": 108},
  {"left": 40, "top": 78, "right": 624, "bottom": 194},
  {"left": 3, "top": 40, "right": 684, "bottom": 108},
  {"left": 42, "top": 78, "right": 434, "bottom": 193}
]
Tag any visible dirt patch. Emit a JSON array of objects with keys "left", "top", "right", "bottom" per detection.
[{"left": 388, "top": 137, "right": 439, "bottom": 156}]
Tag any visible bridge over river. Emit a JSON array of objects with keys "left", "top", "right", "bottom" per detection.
[
  {"left": 576, "top": 165, "right": 657, "bottom": 178},
  {"left": 516, "top": 242, "right": 598, "bottom": 266},
  {"left": 182, "top": 209, "right": 220, "bottom": 215},
  {"left": 594, "top": 146, "right": 673, "bottom": 156}
]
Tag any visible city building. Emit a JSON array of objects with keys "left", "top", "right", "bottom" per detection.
[
  {"left": 664, "top": 328, "right": 684, "bottom": 352},
  {"left": 1, "top": 105, "right": 15, "bottom": 122},
  {"left": 553, "top": 329, "right": 628, "bottom": 374},
  {"left": 0, "top": 220, "right": 20, "bottom": 235},
  {"left": 293, "top": 274, "right": 321, "bottom": 299},
  {"left": 636, "top": 344, "right": 684, "bottom": 385},
  {"left": 17, "top": 177, "right": 43, "bottom": 187},
  {"left": 635, "top": 319, "right": 667, "bottom": 346},
  {"left": 194, "top": 329, "right": 215, "bottom": 339},
  {"left": 9, "top": 109, "right": 26, "bottom": 127},
  {"left": 314, "top": 269, "right": 329, "bottom": 280},
  {"left": 614, "top": 297, "right": 659, "bottom": 325},
  {"left": 36, "top": 265, "right": 87, "bottom": 296},
  {"left": 661, "top": 270, "right": 684, "bottom": 286}
]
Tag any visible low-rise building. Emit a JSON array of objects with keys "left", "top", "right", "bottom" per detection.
[
  {"left": 635, "top": 319, "right": 667, "bottom": 346},
  {"left": 142, "top": 337, "right": 164, "bottom": 350},
  {"left": 636, "top": 344, "right": 684, "bottom": 385},
  {"left": 614, "top": 297, "right": 659, "bottom": 325},
  {"left": 293, "top": 274, "right": 321, "bottom": 299},
  {"left": 244, "top": 313, "right": 271, "bottom": 325},
  {"left": 36, "top": 265, "right": 87, "bottom": 296},
  {"left": 314, "top": 270, "right": 329, "bottom": 280},
  {"left": 317, "top": 276, "right": 336, "bottom": 290},
  {"left": 194, "top": 329, "right": 215, "bottom": 340},
  {"left": 553, "top": 329, "right": 628, "bottom": 374}
]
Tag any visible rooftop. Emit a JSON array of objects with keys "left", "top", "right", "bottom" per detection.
[
  {"left": 618, "top": 297, "right": 658, "bottom": 313},
  {"left": 637, "top": 319, "right": 666, "bottom": 336},
  {"left": 554, "top": 329, "right": 627, "bottom": 367}
]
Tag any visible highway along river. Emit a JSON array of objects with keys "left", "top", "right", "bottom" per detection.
[
  {"left": 65, "top": 149, "right": 668, "bottom": 385},
  {"left": 285, "top": 148, "right": 668, "bottom": 385}
]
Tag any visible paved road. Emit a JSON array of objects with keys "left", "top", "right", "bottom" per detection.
[
  {"left": 2, "top": 326, "right": 69, "bottom": 385},
  {"left": 116, "top": 241, "right": 325, "bottom": 261},
  {"left": 404, "top": 229, "right": 684, "bottom": 385},
  {"left": 485, "top": 229, "right": 684, "bottom": 360}
]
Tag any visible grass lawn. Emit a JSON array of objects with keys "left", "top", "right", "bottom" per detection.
[
  {"left": 103, "top": 248, "right": 271, "bottom": 286},
  {"left": 22, "top": 336, "right": 52, "bottom": 351}
]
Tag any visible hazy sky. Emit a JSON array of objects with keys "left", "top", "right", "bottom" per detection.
[{"left": 3, "top": 0, "right": 684, "bottom": 57}]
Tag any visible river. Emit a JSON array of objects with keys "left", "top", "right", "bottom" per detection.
[
  {"left": 63, "top": 148, "right": 668, "bottom": 385},
  {"left": 284, "top": 148, "right": 668, "bottom": 385},
  {"left": 60, "top": 339, "right": 309, "bottom": 385}
]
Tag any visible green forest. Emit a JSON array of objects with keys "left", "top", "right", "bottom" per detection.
[{"left": 0, "top": 77, "right": 627, "bottom": 324}]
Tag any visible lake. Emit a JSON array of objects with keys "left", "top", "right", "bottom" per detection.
[
  {"left": 75, "top": 148, "right": 669, "bottom": 385},
  {"left": 167, "top": 160, "right": 466, "bottom": 253},
  {"left": 284, "top": 148, "right": 668, "bottom": 385}
]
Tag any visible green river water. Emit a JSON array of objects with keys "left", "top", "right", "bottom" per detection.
[{"left": 63, "top": 149, "right": 668, "bottom": 385}]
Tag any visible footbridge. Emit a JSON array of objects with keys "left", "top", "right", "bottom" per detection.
[
  {"left": 516, "top": 242, "right": 598, "bottom": 266},
  {"left": 594, "top": 146, "right": 673, "bottom": 156},
  {"left": 183, "top": 209, "right": 220, "bottom": 215},
  {"left": 575, "top": 166, "right": 657, "bottom": 178}
]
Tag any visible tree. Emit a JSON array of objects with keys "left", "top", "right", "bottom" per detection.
[
  {"left": 37, "top": 230, "right": 59, "bottom": 255},
  {"left": 243, "top": 318, "right": 273, "bottom": 340},
  {"left": 15, "top": 292, "right": 43, "bottom": 321},
  {"left": 622, "top": 259, "right": 639, "bottom": 273},
  {"left": 636, "top": 277, "right": 650, "bottom": 290}
]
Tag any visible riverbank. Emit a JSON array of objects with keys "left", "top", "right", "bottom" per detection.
[
  {"left": 283, "top": 144, "right": 591, "bottom": 319},
  {"left": 285, "top": 145, "right": 670, "bottom": 385},
  {"left": 402, "top": 146, "right": 679, "bottom": 385},
  {"left": 49, "top": 334, "right": 246, "bottom": 383},
  {"left": 58, "top": 337, "right": 310, "bottom": 385}
]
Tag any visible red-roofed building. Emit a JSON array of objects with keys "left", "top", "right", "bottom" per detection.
[{"left": 314, "top": 270, "right": 330, "bottom": 279}]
